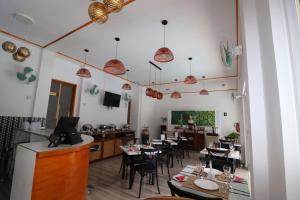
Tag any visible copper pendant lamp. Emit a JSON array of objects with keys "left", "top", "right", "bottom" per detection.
[
  {"left": 184, "top": 57, "right": 197, "bottom": 84},
  {"left": 171, "top": 79, "right": 182, "bottom": 99},
  {"left": 154, "top": 20, "right": 174, "bottom": 63},
  {"left": 122, "top": 69, "right": 132, "bottom": 90},
  {"left": 199, "top": 89, "right": 209, "bottom": 95},
  {"left": 76, "top": 49, "right": 91, "bottom": 78},
  {"left": 104, "top": 37, "right": 126, "bottom": 75},
  {"left": 199, "top": 76, "right": 209, "bottom": 95}
]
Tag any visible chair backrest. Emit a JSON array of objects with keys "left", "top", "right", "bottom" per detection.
[
  {"left": 219, "top": 139, "right": 234, "bottom": 150},
  {"left": 206, "top": 148, "right": 232, "bottom": 172},
  {"left": 206, "top": 147, "right": 230, "bottom": 159},
  {"left": 163, "top": 131, "right": 174, "bottom": 139},
  {"left": 167, "top": 181, "right": 222, "bottom": 200}
]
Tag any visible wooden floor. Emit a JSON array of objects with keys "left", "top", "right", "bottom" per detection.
[
  {"left": 1, "top": 151, "right": 249, "bottom": 200},
  {"left": 87, "top": 151, "right": 249, "bottom": 200}
]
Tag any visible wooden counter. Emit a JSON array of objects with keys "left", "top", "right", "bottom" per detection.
[
  {"left": 10, "top": 135, "right": 94, "bottom": 200},
  {"left": 86, "top": 130, "right": 135, "bottom": 162}
]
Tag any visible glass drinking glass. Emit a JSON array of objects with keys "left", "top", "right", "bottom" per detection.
[{"left": 223, "top": 165, "right": 231, "bottom": 181}]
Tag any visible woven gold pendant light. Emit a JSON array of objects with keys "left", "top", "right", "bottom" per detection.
[
  {"left": 88, "top": 1, "right": 108, "bottom": 24},
  {"left": 17, "top": 47, "right": 31, "bottom": 58},
  {"left": 13, "top": 52, "right": 26, "bottom": 62},
  {"left": 103, "top": 0, "right": 124, "bottom": 12},
  {"left": 2, "top": 41, "right": 16, "bottom": 53}
]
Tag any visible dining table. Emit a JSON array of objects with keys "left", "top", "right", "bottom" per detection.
[{"left": 171, "top": 165, "right": 251, "bottom": 200}]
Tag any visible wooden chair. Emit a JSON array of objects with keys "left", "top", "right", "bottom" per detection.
[{"left": 167, "top": 181, "right": 222, "bottom": 200}]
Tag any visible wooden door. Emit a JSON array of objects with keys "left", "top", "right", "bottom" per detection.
[{"left": 46, "top": 79, "right": 76, "bottom": 128}]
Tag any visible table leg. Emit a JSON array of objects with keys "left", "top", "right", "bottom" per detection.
[{"left": 121, "top": 153, "right": 126, "bottom": 179}]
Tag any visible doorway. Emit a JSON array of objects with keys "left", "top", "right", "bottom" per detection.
[{"left": 46, "top": 79, "right": 77, "bottom": 129}]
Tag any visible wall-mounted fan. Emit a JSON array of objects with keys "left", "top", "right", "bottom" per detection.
[{"left": 220, "top": 40, "right": 243, "bottom": 68}]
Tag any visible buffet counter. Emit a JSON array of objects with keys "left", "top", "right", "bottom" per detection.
[{"left": 81, "top": 130, "right": 135, "bottom": 162}]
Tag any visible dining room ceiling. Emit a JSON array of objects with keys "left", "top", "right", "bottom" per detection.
[{"left": 0, "top": 0, "right": 238, "bottom": 87}]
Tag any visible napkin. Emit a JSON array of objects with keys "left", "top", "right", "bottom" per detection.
[
  {"left": 175, "top": 175, "right": 186, "bottom": 182},
  {"left": 233, "top": 175, "right": 244, "bottom": 183}
]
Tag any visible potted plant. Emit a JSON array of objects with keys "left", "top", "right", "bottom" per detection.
[{"left": 226, "top": 132, "right": 240, "bottom": 143}]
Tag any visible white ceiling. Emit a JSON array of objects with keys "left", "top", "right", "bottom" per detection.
[{"left": 0, "top": 0, "right": 238, "bottom": 87}]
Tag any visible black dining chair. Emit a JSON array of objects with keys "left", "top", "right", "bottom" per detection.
[
  {"left": 174, "top": 137, "right": 184, "bottom": 168},
  {"left": 167, "top": 181, "right": 222, "bottom": 200},
  {"left": 130, "top": 148, "right": 160, "bottom": 198},
  {"left": 206, "top": 148, "right": 234, "bottom": 172},
  {"left": 156, "top": 142, "right": 171, "bottom": 180},
  {"left": 219, "top": 139, "right": 234, "bottom": 150}
]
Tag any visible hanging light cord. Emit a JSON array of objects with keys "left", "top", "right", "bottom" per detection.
[
  {"left": 84, "top": 50, "right": 88, "bottom": 68},
  {"left": 154, "top": 70, "right": 157, "bottom": 89},
  {"left": 160, "top": 71, "right": 162, "bottom": 92},
  {"left": 115, "top": 40, "right": 119, "bottom": 59},
  {"left": 189, "top": 59, "right": 192, "bottom": 75},
  {"left": 163, "top": 25, "right": 166, "bottom": 47},
  {"left": 148, "top": 63, "right": 151, "bottom": 86}
]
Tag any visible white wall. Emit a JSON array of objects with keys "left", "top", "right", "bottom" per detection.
[
  {"left": 137, "top": 90, "right": 241, "bottom": 141},
  {"left": 139, "top": 87, "right": 162, "bottom": 141},
  {"left": 0, "top": 33, "right": 140, "bottom": 131},
  {"left": 161, "top": 92, "right": 240, "bottom": 138},
  {"left": 0, "top": 34, "right": 41, "bottom": 117},
  {"left": 79, "top": 67, "right": 133, "bottom": 128}
]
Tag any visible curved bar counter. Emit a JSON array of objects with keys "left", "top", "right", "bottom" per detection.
[{"left": 10, "top": 135, "right": 94, "bottom": 200}]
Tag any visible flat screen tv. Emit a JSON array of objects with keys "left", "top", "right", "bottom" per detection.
[{"left": 103, "top": 91, "right": 121, "bottom": 107}]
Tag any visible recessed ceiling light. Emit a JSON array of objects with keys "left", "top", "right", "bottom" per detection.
[{"left": 12, "top": 13, "right": 35, "bottom": 25}]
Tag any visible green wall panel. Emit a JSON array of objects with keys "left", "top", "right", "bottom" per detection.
[{"left": 171, "top": 111, "right": 215, "bottom": 126}]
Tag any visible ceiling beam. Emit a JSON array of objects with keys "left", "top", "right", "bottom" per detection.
[
  {"left": 42, "top": 0, "right": 136, "bottom": 49},
  {"left": 163, "top": 88, "right": 237, "bottom": 95},
  {"left": 0, "top": 28, "right": 43, "bottom": 48},
  {"left": 143, "top": 75, "right": 238, "bottom": 87}
]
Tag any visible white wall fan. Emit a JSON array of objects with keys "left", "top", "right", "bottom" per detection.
[{"left": 220, "top": 40, "right": 243, "bottom": 68}]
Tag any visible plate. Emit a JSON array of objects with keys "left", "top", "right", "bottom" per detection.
[
  {"left": 194, "top": 179, "right": 219, "bottom": 191},
  {"left": 173, "top": 174, "right": 188, "bottom": 182},
  {"left": 204, "top": 168, "right": 223, "bottom": 176}
]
